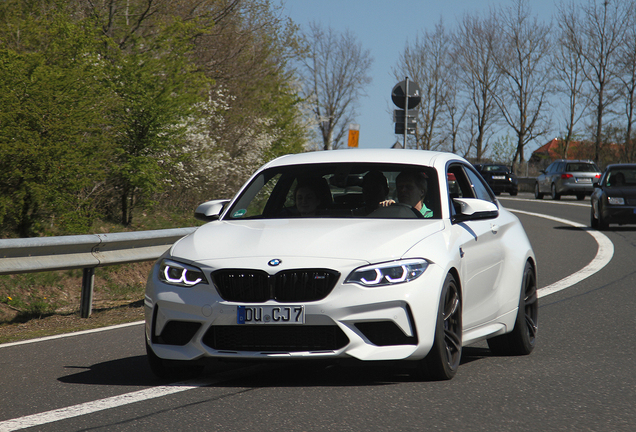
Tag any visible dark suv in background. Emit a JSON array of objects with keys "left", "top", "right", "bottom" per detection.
[
  {"left": 475, "top": 164, "right": 518, "bottom": 196},
  {"left": 535, "top": 159, "right": 601, "bottom": 200}
]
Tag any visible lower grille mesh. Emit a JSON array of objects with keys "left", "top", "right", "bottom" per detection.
[{"left": 202, "top": 325, "right": 349, "bottom": 352}]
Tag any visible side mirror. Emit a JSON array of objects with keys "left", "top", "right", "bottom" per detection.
[
  {"left": 593, "top": 183, "right": 601, "bottom": 189},
  {"left": 540, "top": 169, "right": 546, "bottom": 174},
  {"left": 452, "top": 198, "right": 499, "bottom": 223},
  {"left": 194, "top": 199, "right": 230, "bottom": 222}
]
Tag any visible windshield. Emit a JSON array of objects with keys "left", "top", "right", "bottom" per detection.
[
  {"left": 566, "top": 162, "right": 599, "bottom": 172},
  {"left": 605, "top": 168, "right": 636, "bottom": 187},
  {"left": 483, "top": 165, "right": 509, "bottom": 172},
  {"left": 224, "top": 163, "right": 441, "bottom": 220}
]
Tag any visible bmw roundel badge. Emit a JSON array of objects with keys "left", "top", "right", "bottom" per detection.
[{"left": 268, "top": 258, "right": 282, "bottom": 267}]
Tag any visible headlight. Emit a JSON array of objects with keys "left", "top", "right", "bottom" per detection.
[
  {"left": 159, "top": 259, "right": 208, "bottom": 287},
  {"left": 608, "top": 197, "right": 625, "bottom": 205},
  {"left": 345, "top": 259, "right": 429, "bottom": 287}
]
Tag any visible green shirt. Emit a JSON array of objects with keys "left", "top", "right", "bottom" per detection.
[{"left": 420, "top": 203, "right": 433, "bottom": 218}]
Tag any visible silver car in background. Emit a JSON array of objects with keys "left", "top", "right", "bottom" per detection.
[{"left": 534, "top": 159, "right": 601, "bottom": 200}]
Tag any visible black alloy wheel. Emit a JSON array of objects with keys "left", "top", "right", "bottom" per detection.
[
  {"left": 420, "top": 273, "right": 462, "bottom": 380},
  {"left": 487, "top": 261, "right": 538, "bottom": 355}
]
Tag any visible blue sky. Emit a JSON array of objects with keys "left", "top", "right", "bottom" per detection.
[{"left": 282, "top": 0, "right": 560, "bottom": 155}]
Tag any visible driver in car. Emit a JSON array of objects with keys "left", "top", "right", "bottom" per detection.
[{"left": 381, "top": 170, "right": 433, "bottom": 218}]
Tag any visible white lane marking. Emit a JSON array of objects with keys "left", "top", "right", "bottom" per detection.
[
  {"left": 0, "top": 379, "right": 210, "bottom": 432},
  {"left": 510, "top": 209, "right": 614, "bottom": 298},
  {"left": 499, "top": 196, "right": 589, "bottom": 208},
  {"left": 0, "top": 321, "right": 144, "bottom": 349},
  {"left": 0, "top": 209, "right": 616, "bottom": 431}
]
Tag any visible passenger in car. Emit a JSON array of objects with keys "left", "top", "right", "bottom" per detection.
[
  {"left": 295, "top": 183, "right": 321, "bottom": 216},
  {"left": 610, "top": 172, "right": 625, "bottom": 187},
  {"left": 353, "top": 170, "right": 390, "bottom": 216},
  {"left": 380, "top": 170, "right": 433, "bottom": 218}
]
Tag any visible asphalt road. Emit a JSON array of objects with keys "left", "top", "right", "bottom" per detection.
[{"left": 1, "top": 193, "right": 635, "bottom": 432}]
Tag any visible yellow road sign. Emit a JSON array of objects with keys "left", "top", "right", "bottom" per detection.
[{"left": 348, "top": 124, "right": 360, "bottom": 147}]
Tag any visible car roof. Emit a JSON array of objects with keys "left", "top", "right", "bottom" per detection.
[
  {"left": 553, "top": 159, "right": 595, "bottom": 163},
  {"left": 605, "top": 163, "right": 636, "bottom": 169},
  {"left": 262, "top": 149, "right": 464, "bottom": 169}
]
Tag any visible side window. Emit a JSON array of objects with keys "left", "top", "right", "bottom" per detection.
[
  {"left": 447, "top": 164, "right": 496, "bottom": 204},
  {"left": 448, "top": 164, "right": 475, "bottom": 199},
  {"left": 465, "top": 168, "right": 496, "bottom": 203},
  {"left": 546, "top": 162, "right": 556, "bottom": 173}
]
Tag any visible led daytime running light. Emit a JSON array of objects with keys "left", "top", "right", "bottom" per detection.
[
  {"left": 163, "top": 266, "right": 202, "bottom": 286},
  {"left": 160, "top": 259, "right": 206, "bottom": 287},
  {"left": 347, "top": 259, "right": 428, "bottom": 287},
  {"left": 360, "top": 269, "right": 383, "bottom": 285}
]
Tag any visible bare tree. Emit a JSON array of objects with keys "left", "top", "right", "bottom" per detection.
[
  {"left": 393, "top": 20, "right": 453, "bottom": 150},
  {"left": 452, "top": 11, "right": 502, "bottom": 161},
  {"left": 553, "top": 5, "right": 592, "bottom": 159},
  {"left": 493, "top": 0, "right": 552, "bottom": 171},
  {"left": 299, "top": 22, "right": 373, "bottom": 150},
  {"left": 562, "top": 0, "right": 632, "bottom": 163},
  {"left": 444, "top": 77, "right": 469, "bottom": 155},
  {"left": 616, "top": 8, "right": 636, "bottom": 162}
]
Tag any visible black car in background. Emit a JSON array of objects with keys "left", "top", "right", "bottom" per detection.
[
  {"left": 590, "top": 164, "right": 636, "bottom": 230},
  {"left": 475, "top": 164, "right": 518, "bottom": 196}
]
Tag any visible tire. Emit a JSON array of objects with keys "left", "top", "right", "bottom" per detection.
[
  {"left": 597, "top": 204, "right": 609, "bottom": 230},
  {"left": 420, "top": 273, "right": 462, "bottom": 380},
  {"left": 551, "top": 184, "right": 560, "bottom": 200},
  {"left": 590, "top": 206, "right": 599, "bottom": 229},
  {"left": 534, "top": 183, "right": 543, "bottom": 199},
  {"left": 146, "top": 338, "right": 205, "bottom": 380},
  {"left": 510, "top": 188, "right": 518, "bottom": 196},
  {"left": 487, "top": 261, "right": 538, "bottom": 356},
  {"left": 576, "top": 194, "right": 585, "bottom": 201}
]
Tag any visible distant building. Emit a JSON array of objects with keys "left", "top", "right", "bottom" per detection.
[{"left": 530, "top": 138, "right": 621, "bottom": 166}]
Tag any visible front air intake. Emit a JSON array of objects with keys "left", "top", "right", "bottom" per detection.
[{"left": 202, "top": 325, "right": 349, "bottom": 352}]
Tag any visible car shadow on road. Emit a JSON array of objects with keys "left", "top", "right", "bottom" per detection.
[
  {"left": 58, "top": 355, "right": 163, "bottom": 386},
  {"left": 58, "top": 346, "right": 498, "bottom": 387}
]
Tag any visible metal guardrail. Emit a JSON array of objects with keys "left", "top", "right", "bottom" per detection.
[{"left": 0, "top": 227, "right": 196, "bottom": 317}]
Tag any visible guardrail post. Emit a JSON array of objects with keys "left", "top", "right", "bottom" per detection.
[{"left": 80, "top": 267, "right": 95, "bottom": 318}]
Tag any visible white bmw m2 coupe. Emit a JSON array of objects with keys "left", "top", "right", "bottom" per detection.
[{"left": 145, "top": 149, "right": 538, "bottom": 380}]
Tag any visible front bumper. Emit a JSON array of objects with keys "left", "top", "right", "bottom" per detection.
[
  {"left": 488, "top": 181, "right": 517, "bottom": 193},
  {"left": 602, "top": 205, "right": 636, "bottom": 225},
  {"left": 145, "top": 260, "right": 445, "bottom": 363}
]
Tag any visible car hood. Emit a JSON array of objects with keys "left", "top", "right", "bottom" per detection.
[
  {"left": 171, "top": 218, "right": 444, "bottom": 265},
  {"left": 605, "top": 186, "right": 636, "bottom": 198}
]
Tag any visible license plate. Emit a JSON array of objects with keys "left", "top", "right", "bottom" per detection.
[
  {"left": 237, "top": 305, "right": 305, "bottom": 324},
  {"left": 492, "top": 175, "right": 506, "bottom": 180},
  {"left": 577, "top": 178, "right": 592, "bottom": 183}
]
